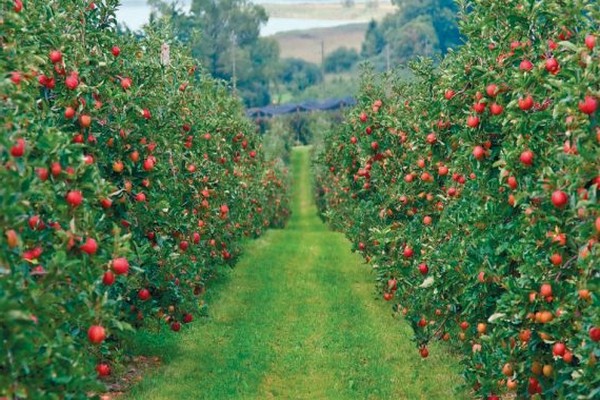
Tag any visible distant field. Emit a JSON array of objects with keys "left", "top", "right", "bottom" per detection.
[
  {"left": 262, "top": 1, "right": 395, "bottom": 20},
  {"left": 273, "top": 23, "right": 368, "bottom": 64}
]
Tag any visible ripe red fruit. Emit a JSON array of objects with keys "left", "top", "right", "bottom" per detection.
[
  {"left": 80, "top": 238, "right": 98, "bottom": 255},
  {"left": 142, "top": 108, "right": 151, "bottom": 119},
  {"left": 487, "top": 395, "right": 499, "bottom": 400},
  {"left": 102, "top": 271, "right": 115, "bottom": 285},
  {"left": 518, "top": 95, "right": 534, "bottom": 111},
  {"left": 100, "top": 198, "right": 112, "bottom": 209},
  {"left": 65, "top": 74, "right": 79, "bottom": 90},
  {"left": 5, "top": 229, "right": 18, "bottom": 248},
  {"left": 578, "top": 96, "right": 597, "bottom": 115},
  {"left": 460, "top": 321, "right": 469, "bottom": 330},
  {"left": 520, "top": 59, "right": 533, "bottom": 71},
  {"left": 486, "top": 84, "right": 498, "bottom": 97},
  {"left": 383, "top": 292, "right": 393, "bottom": 301},
  {"left": 403, "top": 246, "right": 414, "bottom": 258},
  {"left": 473, "top": 146, "right": 485, "bottom": 160},
  {"left": 96, "top": 363, "right": 111, "bottom": 377},
  {"left": 585, "top": 35, "right": 596, "bottom": 50},
  {"left": 111, "top": 46, "right": 120, "bottom": 56},
  {"left": 79, "top": 114, "right": 91, "bottom": 128},
  {"left": 64, "top": 107, "right": 76, "bottom": 119},
  {"left": 473, "top": 102, "right": 486, "bottom": 114},
  {"left": 545, "top": 58, "right": 559, "bottom": 74},
  {"left": 138, "top": 288, "right": 151, "bottom": 301},
  {"left": 49, "top": 50, "right": 62, "bottom": 64},
  {"left": 183, "top": 313, "right": 193, "bottom": 323},
  {"left": 371, "top": 141, "right": 379, "bottom": 150},
  {"left": 120, "top": 77, "right": 132, "bottom": 90},
  {"left": 438, "top": 165, "right": 448, "bottom": 176},
  {"left": 143, "top": 158, "right": 155, "bottom": 171},
  {"left": 11, "top": 71, "right": 23, "bottom": 85},
  {"left": 551, "top": 190, "right": 568, "bottom": 208},
  {"left": 467, "top": 116, "right": 479, "bottom": 128},
  {"left": 550, "top": 253, "right": 562, "bottom": 266},
  {"left": 540, "top": 283, "right": 552, "bottom": 297},
  {"left": 519, "top": 150, "right": 534, "bottom": 166},
  {"left": 444, "top": 89, "right": 455, "bottom": 100},
  {"left": 66, "top": 190, "right": 83, "bottom": 207},
  {"left": 507, "top": 176, "right": 517, "bottom": 189},
  {"left": 420, "top": 347, "right": 429, "bottom": 358},
  {"left": 418, "top": 263, "right": 429, "bottom": 275},
  {"left": 10, "top": 138, "right": 25, "bottom": 157},
  {"left": 220, "top": 204, "right": 229, "bottom": 214},
  {"left": 28, "top": 215, "right": 43, "bottom": 230},
  {"left": 426, "top": 133, "right": 437, "bottom": 144},
  {"left": 171, "top": 322, "right": 181, "bottom": 332},
  {"left": 249, "top": 150, "right": 257, "bottom": 158},
  {"left": 490, "top": 103, "right": 503, "bottom": 115},
  {"left": 34, "top": 167, "right": 49, "bottom": 181},
  {"left": 350, "top": 136, "right": 357, "bottom": 144},
  {"left": 387, "top": 278, "right": 398, "bottom": 291},
  {"left": 590, "top": 327, "right": 600, "bottom": 342},
  {"left": 135, "top": 193, "right": 146, "bottom": 202},
  {"left": 112, "top": 257, "right": 129, "bottom": 275},
  {"left": 87, "top": 325, "right": 106, "bottom": 344},
  {"left": 179, "top": 241, "right": 189, "bottom": 251},
  {"left": 359, "top": 112, "right": 367, "bottom": 122},
  {"left": 552, "top": 342, "right": 566, "bottom": 357},
  {"left": 14, "top": 0, "right": 23, "bottom": 12}
]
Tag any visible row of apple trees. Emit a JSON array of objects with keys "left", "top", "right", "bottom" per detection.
[
  {"left": 314, "top": 0, "right": 598, "bottom": 398},
  {"left": 1, "top": 0, "right": 289, "bottom": 398}
]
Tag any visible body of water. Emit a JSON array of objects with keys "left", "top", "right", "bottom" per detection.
[{"left": 116, "top": 0, "right": 379, "bottom": 34}]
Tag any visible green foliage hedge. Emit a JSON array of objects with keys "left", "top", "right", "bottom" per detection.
[
  {"left": 315, "top": 1, "right": 598, "bottom": 398},
  {"left": 1, "top": 1, "right": 289, "bottom": 398}
]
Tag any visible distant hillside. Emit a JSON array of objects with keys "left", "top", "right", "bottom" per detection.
[{"left": 272, "top": 23, "right": 368, "bottom": 64}]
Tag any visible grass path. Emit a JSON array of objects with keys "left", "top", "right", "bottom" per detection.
[{"left": 125, "top": 147, "right": 465, "bottom": 400}]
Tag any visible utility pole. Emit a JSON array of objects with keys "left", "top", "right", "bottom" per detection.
[
  {"left": 321, "top": 39, "right": 325, "bottom": 75},
  {"left": 386, "top": 44, "right": 390, "bottom": 72},
  {"left": 231, "top": 32, "right": 237, "bottom": 95}
]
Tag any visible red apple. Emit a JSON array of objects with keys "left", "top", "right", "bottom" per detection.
[
  {"left": 102, "top": 271, "right": 115, "bottom": 285},
  {"left": 49, "top": 50, "right": 62, "bottom": 63},
  {"left": 138, "top": 288, "right": 151, "bottom": 301},
  {"left": 87, "top": 325, "right": 106, "bottom": 344},
  {"left": 578, "top": 96, "right": 597, "bottom": 115},
  {"left": 112, "top": 257, "right": 129, "bottom": 275},
  {"left": 585, "top": 35, "right": 596, "bottom": 50},
  {"left": 551, "top": 190, "right": 568, "bottom": 208},
  {"left": 96, "top": 363, "right": 111, "bottom": 377},
  {"left": 66, "top": 190, "right": 83, "bottom": 207},
  {"left": 520, "top": 150, "right": 534, "bottom": 166},
  {"left": 520, "top": 59, "right": 533, "bottom": 71},
  {"left": 80, "top": 238, "right": 98, "bottom": 255}
]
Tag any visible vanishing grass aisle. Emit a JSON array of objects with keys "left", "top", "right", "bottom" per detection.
[{"left": 126, "top": 147, "right": 464, "bottom": 400}]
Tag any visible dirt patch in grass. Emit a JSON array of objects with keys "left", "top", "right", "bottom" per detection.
[{"left": 97, "top": 356, "right": 161, "bottom": 399}]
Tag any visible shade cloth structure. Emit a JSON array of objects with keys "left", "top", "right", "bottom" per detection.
[{"left": 246, "top": 97, "right": 356, "bottom": 118}]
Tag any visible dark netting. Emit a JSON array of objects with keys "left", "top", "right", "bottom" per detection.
[{"left": 246, "top": 97, "right": 356, "bottom": 118}]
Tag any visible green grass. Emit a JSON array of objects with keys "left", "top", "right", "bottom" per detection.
[{"left": 123, "top": 147, "right": 466, "bottom": 400}]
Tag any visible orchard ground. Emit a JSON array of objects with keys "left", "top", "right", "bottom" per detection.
[{"left": 123, "top": 147, "right": 466, "bottom": 399}]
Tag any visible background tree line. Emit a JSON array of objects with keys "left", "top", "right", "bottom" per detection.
[{"left": 146, "top": 0, "right": 461, "bottom": 108}]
